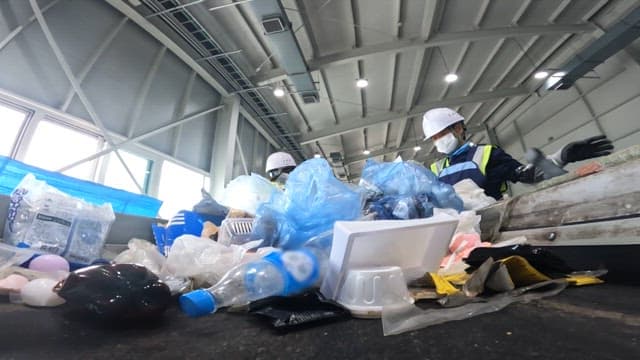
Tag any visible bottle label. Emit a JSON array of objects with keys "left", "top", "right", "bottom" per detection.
[{"left": 263, "top": 249, "right": 319, "bottom": 296}]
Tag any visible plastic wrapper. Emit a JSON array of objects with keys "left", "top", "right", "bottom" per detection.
[
  {"left": 53, "top": 263, "right": 171, "bottom": 321},
  {"left": 251, "top": 159, "right": 363, "bottom": 250},
  {"left": 382, "top": 279, "right": 568, "bottom": 336},
  {"left": 219, "top": 174, "right": 277, "bottom": 216},
  {"left": 249, "top": 290, "right": 350, "bottom": 331},
  {"left": 114, "top": 238, "right": 166, "bottom": 276},
  {"left": 3, "top": 174, "right": 115, "bottom": 265},
  {"left": 160, "top": 234, "right": 262, "bottom": 287},
  {"left": 0, "top": 243, "right": 35, "bottom": 272},
  {"left": 441, "top": 211, "right": 491, "bottom": 270},
  {"left": 453, "top": 179, "right": 496, "bottom": 210}
]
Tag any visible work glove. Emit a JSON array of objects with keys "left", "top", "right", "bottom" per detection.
[
  {"left": 525, "top": 148, "right": 568, "bottom": 181},
  {"left": 558, "top": 135, "right": 614, "bottom": 165},
  {"left": 514, "top": 163, "right": 545, "bottom": 183}
]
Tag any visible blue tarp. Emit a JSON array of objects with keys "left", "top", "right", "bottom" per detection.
[{"left": 0, "top": 156, "right": 162, "bottom": 218}]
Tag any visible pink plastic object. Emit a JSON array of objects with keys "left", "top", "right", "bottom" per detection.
[{"left": 29, "top": 254, "right": 70, "bottom": 273}]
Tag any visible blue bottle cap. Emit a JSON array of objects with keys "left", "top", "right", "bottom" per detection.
[{"left": 179, "top": 289, "right": 216, "bottom": 317}]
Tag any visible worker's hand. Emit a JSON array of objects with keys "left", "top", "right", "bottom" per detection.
[
  {"left": 561, "top": 135, "right": 613, "bottom": 164},
  {"left": 514, "top": 164, "right": 544, "bottom": 183}
]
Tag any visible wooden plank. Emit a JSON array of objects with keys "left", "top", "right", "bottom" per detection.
[{"left": 497, "top": 217, "right": 640, "bottom": 246}]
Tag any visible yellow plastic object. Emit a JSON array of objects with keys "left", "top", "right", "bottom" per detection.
[
  {"left": 566, "top": 274, "right": 604, "bottom": 286},
  {"left": 442, "top": 272, "right": 470, "bottom": 286},
  {"left": 426, "top": 273, "right": 460, "bottom": 296},
  {"left": 499, "top": 256, "right": 551, "bottom": 287}
]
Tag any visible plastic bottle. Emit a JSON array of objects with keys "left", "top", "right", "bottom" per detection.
[{"left": 179, "top": 247, "right": 326, "bottom": 317}]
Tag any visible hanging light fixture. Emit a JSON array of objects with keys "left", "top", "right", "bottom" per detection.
[
  {"left": 314, "top": 153, "right": 322, "bottom": 158},
  {"left": 362, "top": 149, "right": 371, "bottom": 155},
  {"left": 534, "top": 71, "right": 549, "bottom": 79},
  {"left": 356, "top": 78, "right": 369, "bottom": 88},
  {"left": 437, "top": 47, "right": 458, "bottom": 83},
  {"left": 273, "top": 87, "right": 285, "bottom": 97}
]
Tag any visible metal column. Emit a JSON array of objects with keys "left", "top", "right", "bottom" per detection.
[{"left": 211, "top": 95, "right": 240, "bottom": 198}]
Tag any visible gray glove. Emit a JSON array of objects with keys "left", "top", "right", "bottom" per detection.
[{"left": 524, "top": 148, "right": 567, "bottom": 181}]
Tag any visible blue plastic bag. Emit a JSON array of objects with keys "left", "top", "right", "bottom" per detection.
[
  {"left": 251, "top": 159, "right": 362, "bottom": 250},
  {"left": 360, "top": 159, "right": 463, "bottom": 213}
]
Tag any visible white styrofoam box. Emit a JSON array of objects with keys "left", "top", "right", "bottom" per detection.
[{"left": 320, "top": 214, "right": 459, "bottom": 301}]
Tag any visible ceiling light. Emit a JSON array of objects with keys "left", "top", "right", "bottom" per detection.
[
  {"left": 444, "top": 73, "right": 458, "bottom": 83},
  {"left": 314, "top": 153, "right": 322, "bottom": 158},
  {"left": 551, "top": 71, "right": 566, "bottom": 78},
  {"left": 356, "top": 79, "right": 369, "bottom": 88},
  {"left": 273, "top": 87, "right": 285, "bottom": 97},
  {"left": 413, "top": 146, "right": 421, "bottom": 151},
  {"left": 534, "top": 71, "right": 549, "bottom": 79},
  {"left": 362, "top": 149, "right": 371, "bottom": 155}
]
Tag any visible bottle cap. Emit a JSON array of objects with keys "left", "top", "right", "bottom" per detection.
[{"left": 179, "top": 289, "right": 216, "bottom": 317}]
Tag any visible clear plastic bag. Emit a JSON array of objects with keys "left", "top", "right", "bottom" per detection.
[
  {"left": 453, "top": 179, "right": 496, "bottom": 210},
  {"left": 114, "top": 238, "right": 166, "bottom": 276},
  {"left": 160, "top": 234, "right": 262, "bottom": 287},
  {"left": 3, "top": 174, "right": 115, "bottom": 265},
  {"left": 382, "top": 279, "right": 568, "bottom": 336}
]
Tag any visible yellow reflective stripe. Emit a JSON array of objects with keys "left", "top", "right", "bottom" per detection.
[
  {"left": 430, "top": 162, "right": 439, "bottom": 175},
  {"left": 479, "top": 145, "right": 492, "bottom": 175}
]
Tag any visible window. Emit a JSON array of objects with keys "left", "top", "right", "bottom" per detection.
[
  {"left": 103, "top": 150, "right": 151, "bottom": 194},
  {"left": 0, "top": 102, "right": 28, "bottom": 157},
  {"left": 23, "top": 119, "right": 101, "bottom": 181},
  {"left": 158, "top": 160, "right": 210, "bottom": 219}
]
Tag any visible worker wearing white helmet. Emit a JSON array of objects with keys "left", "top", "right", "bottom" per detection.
[
  {"left": 265, "top": 151, "right": 297, "bottom": 186},
  {"left": 422, "top": 107, "right": 613, "bottom": 200}
]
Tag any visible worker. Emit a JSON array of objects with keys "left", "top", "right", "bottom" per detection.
[
  {"left": 265, "top": 151, "right": 297, "bottom": 188},
  {"left": 422, "top": 107, "right": 613, "bottom": 200}
]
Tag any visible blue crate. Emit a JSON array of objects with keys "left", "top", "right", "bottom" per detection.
[{"left": 0, "top": 155, "right": 162, "bottom": 218}]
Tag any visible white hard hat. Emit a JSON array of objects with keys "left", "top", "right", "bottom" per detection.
[
  {"left": 422, "top": 107, "right": 465, "bottom": 139},
  {"left": 265, "top": 152, "right": 296, "bottom": 173}
]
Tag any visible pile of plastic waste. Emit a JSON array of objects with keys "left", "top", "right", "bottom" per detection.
[{"left": 0, "top": 157, "right": 606, "bottom": 334}]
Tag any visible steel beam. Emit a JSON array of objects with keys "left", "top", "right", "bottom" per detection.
[
  {"left": 299, "top": 87, "right": 529, "bottom": 144},
  {"left": 252, "top": 24, "right": 596, "bottom": 85}
]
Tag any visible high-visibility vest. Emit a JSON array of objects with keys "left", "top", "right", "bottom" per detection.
[{"left": 430, "top": 144, "right": 507, "bottom": 193}]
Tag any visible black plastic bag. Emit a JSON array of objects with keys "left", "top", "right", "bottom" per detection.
[
  {"left": 249, "top": 290, "right": 350, "bottom": 331},
  {"left": 466, "top": 245, "right": 574, "bottom": 276},
  {"left": 54, "top": 263, "right": 172, "bottom": 322}
]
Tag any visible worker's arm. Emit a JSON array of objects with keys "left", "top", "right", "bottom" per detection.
[{"left": 485, "top": 146, "right": 543, "bottom": 185}]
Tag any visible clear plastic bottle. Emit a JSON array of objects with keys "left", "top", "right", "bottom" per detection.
[{"left": 179, "top": 247, "right": 326, "bottom": 317}]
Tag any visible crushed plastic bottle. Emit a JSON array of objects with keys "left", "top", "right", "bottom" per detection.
[{"left": 179, "top": 247, "right": 327, "bottom": 317}]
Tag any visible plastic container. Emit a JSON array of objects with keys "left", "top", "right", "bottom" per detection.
[
  {"left": 179, "top": 248, "right": 324, "bottom": 317},
  {"left": 320, "top": 214, "right": 458, "bottom": 303},
  {"left": 336, "top": 266, "right": 413, "bottom": 319},
  {"left": 218, "top": 218, "right": 254, "bottom": 246}
]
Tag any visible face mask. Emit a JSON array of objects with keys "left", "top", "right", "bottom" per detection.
[{"left": 434, "top": 132, "right": 459, "bottom": 154}]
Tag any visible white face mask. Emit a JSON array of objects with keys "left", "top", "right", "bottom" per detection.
[{"left": 434, "top": 132, "right": 459, "bottom": 154}]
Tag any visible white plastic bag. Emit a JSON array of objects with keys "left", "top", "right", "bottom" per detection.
[
  {"left": 3, "top": 174, "right": 115, "bottom": 264},
  {"left": 219, "top": 174, "right": 277, "bottom": 216},
  {"left": 453, "top": 179, "right": 496, "bottom": 210},
  {"left": 114, "top": 238, "right": 166, "bottom": 276}
]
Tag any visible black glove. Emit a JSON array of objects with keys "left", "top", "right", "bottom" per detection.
[
  {"left": 514, "top": 163, "right": 545, "bottom": 183},
  {"left": 560, "top": 135, "right": 613, "bottom": 164}
]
